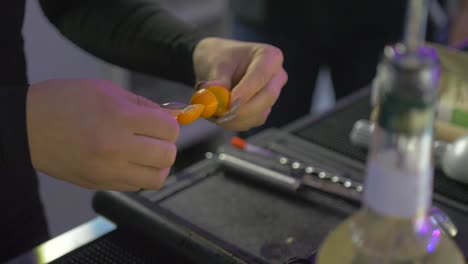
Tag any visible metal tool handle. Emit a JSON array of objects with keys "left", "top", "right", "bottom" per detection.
[
  {"left": 350, "top": 119, "right": 450, "bottom": 166},
  {"left": 215, "top": 153, "right": 301, "bottom": 191},
  {"left": 210, "top": 141, "right": 458, "bottom": 237}
]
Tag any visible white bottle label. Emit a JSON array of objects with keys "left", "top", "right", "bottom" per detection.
[{"left": 363, "top": 150, "right": 433, "bottom": 217}]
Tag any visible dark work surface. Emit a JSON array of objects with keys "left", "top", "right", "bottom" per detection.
[
  {"left": 52, "top": 91, "right": 468, "bottom": 264},
  {"left": 50, "top": 228, "right": 315, "bottom": 264},
  {"left": 156, "top": 167, "right": 354, "bottom": 263},
  {"left": 49, "top": 229, "right": 190, "bottom": 264},
  {"left": 92, "top": 157, "right": 345, "bottom": 264}
]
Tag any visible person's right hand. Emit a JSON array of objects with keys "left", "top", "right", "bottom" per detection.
[{"left": 26, "top": 79, "right": 179, "bottom": 191}]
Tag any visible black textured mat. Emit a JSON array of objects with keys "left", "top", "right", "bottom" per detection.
[
  {"left": 90, "top": 158, "right": 356, "bottom": 264},
  {"left": 157, "top": 169, "right": 355, "bottom": 263},
  {"left": 49, "top": 229, "right": 188, "bottom": 264},
  {"left": 292, "top": 95, "right": 468, "bottom": 205}
]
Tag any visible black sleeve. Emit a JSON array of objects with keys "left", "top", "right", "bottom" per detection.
[
  {"left": 0, "top": 84, "right": 51, "bottom": 260},
  {"left": 0, "top": 84, "right": 41, "bottom": 222},
  {"left": 0, "top": 85, "right": 33, "bottom": 173},
  {"left": 38, "top": 0, "right": 206, "bottom": 85}
]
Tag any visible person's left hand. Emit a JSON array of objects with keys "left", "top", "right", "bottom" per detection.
[
  {"left": 449, "top": 0, "right": 468, "bottom": 47},
  {"left": 193, "top": 37, "right": 287, "bottom": 131}
]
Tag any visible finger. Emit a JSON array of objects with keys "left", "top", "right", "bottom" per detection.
[
  {"left": 214, "top": 113, "right": 237, "bottom": 124},
  {"left": 127, "top": 135, "right": 177, "bottom": 169},
  {"left": 133, "top": 94, "right": 178, "bottom": 125},
  {"left": 221, "top": 108, "right": 272, "bottom": 131},
  {"left": 135, "top": 95, "right": 161, "bottom": 109},
  {"left": 128, "top": 107, "right": 180, "bottom": 143},
  {"left": 234, "top": 68, "right": 287, "bottom": 118},
  {"left": 87, "top": 181, "right": 138, "bottom": 192},
  {"left": 80, "top": 154, "right": 172, "bottom": 191},
  {"left": 71, "top": 162, "right": 142, "bottom": 192},
  {"left": 219, "top": 69, "right": 285, "bottom": 127},
  {"left": 64, "top": 175, "right": 136, "bottom": 192},
  {"left": 206, "top": 98, "right": 241, "bottom": 125},
  {"left": 125, "top": 165, "right": 171, "bottom": 190},
  {"left": 222, "top": 98, "right": 241, "bottom": 116},
  {"left": 230, "top": 46, "right": 284, "bottom": 104},
  {"left": 134, "top": 94, "right": 179, "bottom": 118},
  {"left": 159, "top": 108, "right": 180, "bottom": 118},
  {"left": 221, "top": 108, "right": 271, "bottom": 131}
]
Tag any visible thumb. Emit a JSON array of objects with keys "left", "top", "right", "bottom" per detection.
[{"left": 135, "top": 95, "right": 179, "bottom": 118}]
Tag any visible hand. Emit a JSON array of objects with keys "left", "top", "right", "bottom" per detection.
[
  {"left": 26, "top": 79, "right": 179, "bottom": 191},
  {"left": 193, "top": 37, "right": 287, "bottom": 131},
  {"left": 449, "top": 1, "right": 468, "bottom": 47}
]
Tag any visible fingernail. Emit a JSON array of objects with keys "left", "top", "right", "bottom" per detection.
[
  {"left": 195, "top": 81, "right": 208, "bottom": 91},
  {"left": 161, "top": 102, "right": 188, "bottom": 110},
  {"left": 224, "top": 98, "right": 241, "bottom": 115},
  {"left": 216, "top": 113, "right": 237, "bottom": 124}
]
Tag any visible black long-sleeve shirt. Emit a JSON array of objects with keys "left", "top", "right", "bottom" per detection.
[{"left": 0, "top": 0, "right": 204, "bottom": 261}]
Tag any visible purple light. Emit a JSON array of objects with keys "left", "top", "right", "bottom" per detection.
[
  {"left": 426, "top": 228, "right": 442, "bottom": 253},
  {"left": 432, "top": 229, "right": 441, "bottom": 237},
  {"left": 416, "top": 219, "right": 430, "bottom": 235},
  {"left": 427, "top": 242, "right": 436, "bottom": 253}
]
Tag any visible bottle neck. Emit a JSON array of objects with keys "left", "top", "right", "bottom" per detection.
[{"left": 363, "top": 126, "right": 434, "bottom": 218}]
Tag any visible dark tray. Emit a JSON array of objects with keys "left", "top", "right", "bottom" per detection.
[
  {"left": 93, "top": 157, "right": 353, "bottom": 264},
  {"left": 90, "top": 90, "right": 468, "bottom": 264}
]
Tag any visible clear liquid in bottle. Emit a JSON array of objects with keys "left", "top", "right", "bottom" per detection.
[{"left": 316, "top": 43, "right": 465, "bottom": 264}]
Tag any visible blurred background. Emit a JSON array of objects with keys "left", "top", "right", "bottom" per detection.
[{"left": 24, "top": 0, "right": 463, "bottom": 237}]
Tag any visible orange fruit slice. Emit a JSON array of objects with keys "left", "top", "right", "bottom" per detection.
[
  {"left": 190, "top": 89, "right": 218, "bottom": 118},
  {"left": 176, "top": 104, "right": 205, "bottom": 125},
  {"left": 206, "top": 86, "right": 231, "bottom": 117}
]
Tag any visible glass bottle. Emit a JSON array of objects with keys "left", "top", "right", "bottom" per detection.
[{"left": 316, "top": 44, "right": 465, "bottom": 264}]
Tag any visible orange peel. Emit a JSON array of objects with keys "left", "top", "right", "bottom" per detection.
[
  {"left": 190, "top": 89, "right": 218, "bottom": 118},
  {"left": 176, "top": 104, "right": 205, "bottom": 125},
  {"left": 178, "top": 85, "right": 232, "bottom": 124},
  {"left": 206, "top": 86, "right": 231, "bottom": 117}
]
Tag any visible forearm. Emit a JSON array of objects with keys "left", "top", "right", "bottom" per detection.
[{"left": 38, "top": 0, "right": 205, "bottom": 85}]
